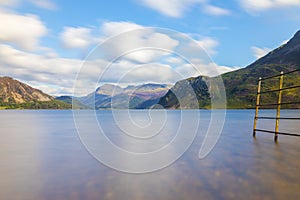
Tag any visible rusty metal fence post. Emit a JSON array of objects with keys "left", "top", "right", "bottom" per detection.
[
  {"left": 253, "top": 77, "right": 262, "bottom": 138},
  {"left": 274, "top": 72, "right": 284, "bottom": 142}
]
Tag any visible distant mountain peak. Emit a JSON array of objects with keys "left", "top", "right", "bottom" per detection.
[
  {"left": 81, "top": 82, "right": 172, "bottom": 109},
  {"left": 283, "top": 30, "right": 300, "bottom": 49},
  {"left": 0, "top": 76, "right": 53, "bottom": 103},
  {"left": 293, "top": 30, "right": 300, "bottom": 39},
  {"left": 95, "top": 84, "right": 123, "bottom": 96},
  {"left": 249, "top": 30, "right": 300, "bottom": 69}
]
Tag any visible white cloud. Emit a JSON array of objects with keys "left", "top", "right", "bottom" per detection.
[
  {"left": 0, "top": 0, "right": 18, "bottom": 6},
  {"left": 203, "top": 5, "right": 231, "bottom": 16},
  {"left": 116, "top": 63, "right": 181, "bottom": 83},
  {"left": 139, "top": 0, "right": 230, "bottom": 18},
  {"left": 240, "top": 0, "right": 300, "bottom": 12},
  {"left": 98, "top": 22, "right": 178, "bottom": 63},
  {"left": 0, "top": 10, "right": 47, "bottom": 50},
  {"left": 59, "top": 22, "right": 217, "bottom": 62},
  {"left": 175, "top": 59, "right": 239, "bottom": 77},
  {"left": 101, "top": 21, "right": 144, "bottom": 36},
  {"left": 196, "top": 37, "right": 219, "bottom": 55},
  {"left": 59, "top": 22, "right": 144, "bottom": 50},
  {"left": 100, "top": 30, "right": 179, "bottom": 63},
  {"left": 0, "top": 0, "right": 57, "bottom": 9},
  {"left": 27, "top": 82, "right": 70, "bottom": 97},
  {"left": 165, "top": 57, "right": 183, "bottom": 65},
  {"left": 178, "top": 35, "right": 219, "bottom": 60},
  {"left": 139, "top": 0, "right": 202, "bottom": 18},
  {"left": 59, "top": 21, "right": 180, "bottom": 61},
  {"left": 60, "top": 27, "right": 95, "bottom": 49},
  {"left": 0, "top": 44, "right": 83, "bottom": 95},
  {"left": 251, "top": 46, "right": 271, "bottom": 59},
  {"left": 28, "top": 0, "right": 57, "bottom": 10}
]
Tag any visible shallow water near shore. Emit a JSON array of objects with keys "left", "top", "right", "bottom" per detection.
[{"left": 0, "top": 109, "right": 299, "bottom": 200}]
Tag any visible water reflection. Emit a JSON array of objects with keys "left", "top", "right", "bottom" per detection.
[{"left": 0, "top": 110, "right": 299, "bottom": 199}]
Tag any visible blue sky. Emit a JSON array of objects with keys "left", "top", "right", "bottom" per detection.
[{"left": 1, "top": 0, "right": 300, "bottom": 95}]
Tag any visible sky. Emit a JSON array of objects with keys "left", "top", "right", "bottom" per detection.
[{"left": 0, "top": 0, "right": 300, "bottom": 96}]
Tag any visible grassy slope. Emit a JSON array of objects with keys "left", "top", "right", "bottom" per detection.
[
  {"left": 222, "top": 65, "right": 300, "bottom": 109},
  {"left": 0, "top": 99, "right": 72, "bottom": 109},
  {"left": 158, "top": 31, "right": 300, "bottom": 109}
]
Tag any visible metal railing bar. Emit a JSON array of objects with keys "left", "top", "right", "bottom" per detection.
[
  {"left": 258, "top": 89, "right": 280, "bottom": 94},
  {"left": 260, "top": 69, "right": 300, "bottom": 80},
  {"left": 255, "top": 117, "right": 300, "bottom": 120},
  {"left": 254, "top": 129, "right": 275, "bottom": 133},
  {"left": 281, "top": 85, "right": 300, "bottom": 91},
  {"left": 281, "top": 69, "right": 300, "bottom": 75},
  {"left": 280, "top": 101, "right": 300, "bottom": 105},
  {"left": 260, "top": 74, "right": 281, "bottom": 81},
  {"left": 254, "top": 129, "right": 300, "bottom": 137},
  {"left": 257, "top": 102, "right": 300, "bottom": 106},
  {"left": 258, "top": 85, "right": 300, "bottom": 94}
]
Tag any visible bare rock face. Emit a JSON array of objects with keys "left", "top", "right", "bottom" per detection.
[{"left": 0, "top": 77, "right": 53, "bottom": 103}]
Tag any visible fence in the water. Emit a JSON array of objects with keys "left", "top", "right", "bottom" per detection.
[{"left": 253, "top": 69, "right": 300, "bottom": 142}]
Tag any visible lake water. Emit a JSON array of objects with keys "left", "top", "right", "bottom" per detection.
[{"left": 0, "top": 110, "right": 299, "bottom": 200}]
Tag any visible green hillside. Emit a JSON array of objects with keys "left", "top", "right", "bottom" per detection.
[
  {"left": 158, "top": 31, "right": 300, "bottom": 109},
  {"left": 0, "top": 100, "right": 71, "bottom": 110}
]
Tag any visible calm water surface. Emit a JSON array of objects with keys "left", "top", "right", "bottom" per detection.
[{"left": 0, "top": 110, "right": 299, "bottom": 200}]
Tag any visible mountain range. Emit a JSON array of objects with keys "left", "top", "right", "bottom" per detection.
[
  {"left": 0, "top": 30, "right": 300, "bottom": 109},
  {"left": 79, "top": 83, "right": 171, "bottom": 109}
]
